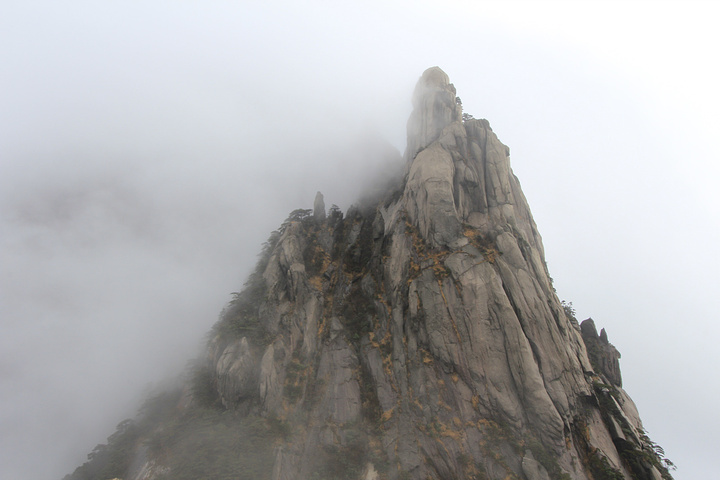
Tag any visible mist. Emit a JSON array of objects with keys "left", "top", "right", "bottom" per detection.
[{"left": 2, "top": 2, "right": 718, "bottom": 479}]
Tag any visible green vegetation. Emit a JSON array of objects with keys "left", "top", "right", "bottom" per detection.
[
  {"left": 283, "top": 351, "right": 310, "bottom": 403},
  {"left": 328, "top": 204, "right": 343, "bottom": 227},
  {"left": 147, "top": 409, "right": 278, "bottom": 480},
  {"left": 309, "top": 426, "right": 369, "bottom": 480},
  {"left": 462, "top": 225, "right": 500, "bottom": 264},
  {"left": 64, "top": 186, "right": 678, "bottom": 480},
  {"left": 190, "top": 360, "right": 222, "bottom": 409},
  {"left": 303, "top": 228, "right": 326, "bottom": 277},
  {"left": 64, "top": 381, "right": 282, "bottom": 480},
  {"left": 211, "top": 227, "right": 280, "bottom": 343},
  {"left": 62, "top": 418, "right": 140, "bottom": 480},
  {"left": 571, "top": 416, "right": 625, "bottom": 480},
  {"left": 345, "top": 209, "right": 377, "bottom": 275},
  {"left": 590, "top": 382, "right": 675, "bottom": 480},
  {"left": 63, "top": 388, "right": 183, "bottom": 480},
  {"left": 210, "top": 207, "right": 320, "bottom": 344},
  {"left": 341, "top": 283, "right": 374, "bottom": 340},
  {"left": 586, "top": 449, "right": 625, "bottom": 480},
  {"left": 213, "top": 289, "right": 270, "bottom": 344},
  {"left": 561, "top": 300, "right": 577, "bottom": 323}
]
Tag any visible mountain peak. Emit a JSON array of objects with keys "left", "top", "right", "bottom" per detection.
[
  {"left": 63, "top": 68, "right": 674, "bottom": 480},
  {"left": 406, "top": 66, "right": 462, "bottom": 160},
  {"left": 420, "top": 66, "right": 450, "bottom": 85},
  {"left": 401, "top": 67, "right": 540, "bottom": 251}
]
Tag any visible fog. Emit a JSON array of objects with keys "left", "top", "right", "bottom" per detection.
[{"left": 1, "top": 2, "right": 718, "bottom": 479}]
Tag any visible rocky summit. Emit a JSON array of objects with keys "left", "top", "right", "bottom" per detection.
[{"left": 64, "top": 67, "right": 674, "bottom": 480}]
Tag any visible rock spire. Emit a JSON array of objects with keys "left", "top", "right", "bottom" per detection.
[
  {"left": 405, "top": 66, "right": 463, "bottom": 160},
  {"left": 313, "top": 191, "right": 326, "bottom": 222},
  {"left": 64, "top": 68, "right": 674, "bottom": 480}
]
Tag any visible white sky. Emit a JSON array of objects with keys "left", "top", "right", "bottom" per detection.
[{"left": 1, "top": 1, "right": 717, "bottom": 479}]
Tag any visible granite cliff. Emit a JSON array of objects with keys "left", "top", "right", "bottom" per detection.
[{"left": 64, "top": 67, "right": 673, "bottom": 480}]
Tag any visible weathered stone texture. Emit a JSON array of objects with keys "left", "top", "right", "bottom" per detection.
[
  {"left": 313, "top": 191, "right": 326, "bottom": 222},
  {"left": 197, "top": 67, "right": 671, "bottom": 480},
  {"left": 581, "top": 318, "right": 623, "bottom": 386}
]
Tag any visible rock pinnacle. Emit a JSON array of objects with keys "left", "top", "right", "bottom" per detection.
[{"left": 405, "top": 66, "right": 462, "bottom": 160}]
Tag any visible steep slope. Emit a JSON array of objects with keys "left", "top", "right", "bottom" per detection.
[{"left": 64, "top": 67, "right": 673, "bottom": 480}]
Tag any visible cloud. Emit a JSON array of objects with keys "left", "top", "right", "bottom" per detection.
[{"left": 1, "top": 2, "right": 717, "bottom": 478}]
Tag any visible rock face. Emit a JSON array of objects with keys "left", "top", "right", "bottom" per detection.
[
  {"left": 193, "top": 67, "right": 672, "bottom": 480},
  {"left": 64, "top": 67, "right": 673, "bottom": 480},
  {"left": 581, "top": 319, "right": 623, "bottom": 387},
  {"left": 406, "top": 67, "right": 463, "bottom": 161}
]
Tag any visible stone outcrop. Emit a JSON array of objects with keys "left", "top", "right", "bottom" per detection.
[
  {"left": 314, "top": 191, "right": 326, "bottom": 222},
  {"left": 405, "top": 67, "right": 463, "bottom": 161},
  {"left": 66, "top": 67, "right": 673, "bottom": 480},
  {"left": 581, "top": 318, "right": 623, "bottom": 387}
]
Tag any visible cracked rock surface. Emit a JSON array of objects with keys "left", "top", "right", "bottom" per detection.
[{"left": 122, "top": 67, "right": 673, "bottom": 480}]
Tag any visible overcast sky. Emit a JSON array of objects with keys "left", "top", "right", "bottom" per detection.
[{"left": 1, "top": 1, "right": 718, "bottom": 479}]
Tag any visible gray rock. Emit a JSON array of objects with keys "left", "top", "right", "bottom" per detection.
[
  {"left": 406, "top": 66, "right": 462, "bottom": 161},
  {"left": 214, "top": 337, "right": 258, "bottom": 408},
  {"left": 581, "top": 318, "right": 623, "bottom": 386},
  {"left": 189, "top": 67, "right": 672, "bottom": 480},
  {"left": 521, "top": 450, "right": 551, "bottom": 480},
  {"left": 314, "top": 191, "right": 326, "bottom": 221}
]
